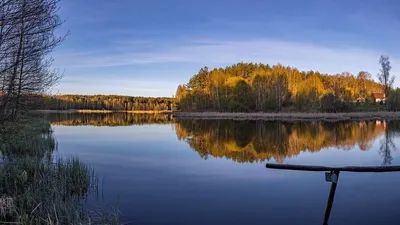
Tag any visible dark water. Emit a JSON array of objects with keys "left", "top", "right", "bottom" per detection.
[{"left": 45, "top": 113, "right": 400, "bottom": 225}]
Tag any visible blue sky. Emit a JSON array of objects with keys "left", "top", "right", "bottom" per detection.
[{"left": 52, "top": 0, "right": 400, "bottom": 97}]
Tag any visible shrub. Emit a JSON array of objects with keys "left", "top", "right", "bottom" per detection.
[
  {"left": 320, "top": 93, "right": 349, "bottom": 112},
  {"left": 388, "top": 89, "right": 400, "bottom": 111}
]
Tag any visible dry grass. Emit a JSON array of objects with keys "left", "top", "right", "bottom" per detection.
[
  {"left": 0, "top": 196, "right": 14, "bottom": 218},
  {"left": 173, "top": 111, "right": 400, "bottom": 121},
  {"left": 36, "top": 109, "right": 172, "bottom": 114},
  {"left": 78, "top": 109, "right": 172, "bottom": 114},
  {"left": 126, "top": 110, "right": 171, "bottom": 114},
  {"left": 77, "top": 109, "right": 113, "bottom": 113}
]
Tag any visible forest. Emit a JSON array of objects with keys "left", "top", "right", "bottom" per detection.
[
  {"left": 42, "top": 95, "right": 175, "bottom": 111},
  {"left": 175, "top": 62, "right": 388, "bottom": 112}
]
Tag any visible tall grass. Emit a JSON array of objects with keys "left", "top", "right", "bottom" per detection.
[
  {"left": 0, "top": 117, "right": 121, "bottom": 224},
  {"left": 0, "top": 117, "right": 55, "bottom": 159}
]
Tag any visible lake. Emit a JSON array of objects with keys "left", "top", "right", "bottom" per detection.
[{"left": 43, "top": 113, "right": 400, "bottom": 225}]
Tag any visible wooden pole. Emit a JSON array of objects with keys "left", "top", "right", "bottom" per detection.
[
  {"left": 265, "top": 163, "right": 400, "bottom": 225},
  {"left": 266, "top": 163, "right": 400, "bottom": 172},
  {"left": 323, "top": 171, "right": 339, "bottom": 225}
]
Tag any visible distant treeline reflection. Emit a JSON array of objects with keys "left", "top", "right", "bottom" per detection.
[
  {"left": 45, "top": 112, "right": 174, "bottom": 126},
  {"left": 45, "top": 112, "right": 399, "bottom": 164},
  {"left": 175, "top": 120, "right": 388, "bottom": 163}
]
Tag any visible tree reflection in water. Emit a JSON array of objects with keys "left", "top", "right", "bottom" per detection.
[
  {"left": 379, "top": 121, "right": 400, "bottom": 165},
  {"left": 175, "top": 119, "right": 388, "bottom": 163},
  {"left": 44, "top": 112, "right": 400, "bottom": 164},
  {"left": 43, "top": 112, "right": 174, "bottom": 126}
]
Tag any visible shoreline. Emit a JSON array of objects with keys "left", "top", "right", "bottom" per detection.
[
  {"left": 35, "top": 109, "right": 172, "bottom": 114},
  {"left": 172, "top": 111, "right": 400, "bottom": 121},
  {"left": 33, "top": 110, "right": 400, "bottom": 121}
]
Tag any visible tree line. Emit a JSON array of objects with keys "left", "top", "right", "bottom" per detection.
[
  {"left": 42, "top": 95, "right": 176, "bottom": 111},
  {"left": 176, "top": 57, "right": 396, "bottom": 112},
  {"left": 0, "top": 0, "right": 63, "bottom": 123}
]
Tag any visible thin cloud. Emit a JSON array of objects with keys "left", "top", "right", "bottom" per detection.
[
  {"left": 53, "top": 77, "right": 179, "bottom": 97},
  {"left": 53, "top": 38, "right": 399, "bottom": 76}
]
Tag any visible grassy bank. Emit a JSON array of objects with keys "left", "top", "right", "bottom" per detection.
[
  {"left": 0, "top": 117, "right": 120, "bottom": 224},
  {"left": 173, "top": 111, "right": 400, "bottom": 121}
]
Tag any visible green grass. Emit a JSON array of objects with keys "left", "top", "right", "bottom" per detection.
[
  {"left": 0, "top": 117, "right": 121, "bottom": 224},
  {"left": 0, "top": 117, "right": 55, "bottom": 158}
]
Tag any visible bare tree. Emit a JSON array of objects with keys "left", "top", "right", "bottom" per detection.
[
  {"left": 377, "top": 55, "right": 395, "bottom": 101},
  {"left": 0, "top": 0, "right": 65, "bottom": 122}
]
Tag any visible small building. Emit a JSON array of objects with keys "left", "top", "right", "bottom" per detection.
[{"left": 371, "top": 92, "right": 386, "bottom": 103}]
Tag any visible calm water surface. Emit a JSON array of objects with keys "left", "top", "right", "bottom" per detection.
[{"left": 44, "top": 113, "right": 400, "bottom": 225}]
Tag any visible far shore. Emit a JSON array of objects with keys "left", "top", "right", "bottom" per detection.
[
  {"left": 35, "top": 109, "right": 172, "bottom": 114},
  {"left": 34, "top": 110, "right": 400, "bottom": 121},
  {"left": 172, "top": 111, "right": 400, "bottom": 121}
]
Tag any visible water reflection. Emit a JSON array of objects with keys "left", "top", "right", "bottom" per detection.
[
  {"left": 46, "top": 113, "right": 400, "bottom": 224},
  {"left": 175, "top": 120, "right": 387, "bottom": 163},
  {"left": 379, "top": 122, "right": 400, "bottom": 165},
  {"left": 44, "top": 113, "right": 399, "bottom": 164},
  {"left": 43, "top": 112, "right": 173, "bottom": 126}
]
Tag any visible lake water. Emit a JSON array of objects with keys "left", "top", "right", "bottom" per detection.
[{"left": 44, "top": 113, "right": 400, "bottom": 225}]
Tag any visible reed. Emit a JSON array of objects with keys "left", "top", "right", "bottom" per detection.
[{"left": 0, "top": 117, "right": 121, "bottom": 224}]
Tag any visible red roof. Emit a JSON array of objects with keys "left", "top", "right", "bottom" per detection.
[{"left": 372, "top": 92, "right": 385, "bottom": 99}]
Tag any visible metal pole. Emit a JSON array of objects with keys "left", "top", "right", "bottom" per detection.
[
  {"left": 266, "top": 163, "right": 400, "bottom": 172},
  {"left": 323, "top": 171, "right": 340, "bottom": 225}
]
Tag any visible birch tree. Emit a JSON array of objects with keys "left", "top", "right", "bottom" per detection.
[{"left": 0, "top": 0, "right": 64, "bottom": 121}]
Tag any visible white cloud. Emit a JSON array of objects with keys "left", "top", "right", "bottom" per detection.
[{"left": 54, "top": 38, "right": 398, "bottom": 70}]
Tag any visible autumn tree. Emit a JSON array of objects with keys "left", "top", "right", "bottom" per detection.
[
  {"left": 273, "top": 72, "right": 289, "bottom": 111},
  {"left": 175, "top": 85, "right": 188, "bottom": 110},
  {"left": 175, "top": 62, "right": 384, "bottom": 112},
  {"left": 357, "top": 71, "right": 372, "bottom": 99},
  {"left": 210, "top": 69, "right": 228, "bottom": 110},
  {"left": 252, "top": 75, "right": 269, "bottom": 111},
  {"left": 188, "top": 67, "right": 209, "bottom": 91}
]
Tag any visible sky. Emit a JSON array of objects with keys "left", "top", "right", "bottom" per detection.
[{"left": 51, "top": 0, "right": 400, "bottom": 97}]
